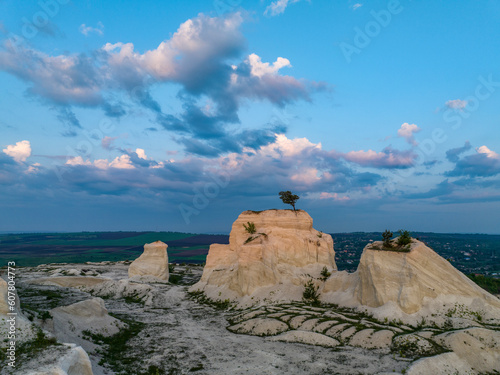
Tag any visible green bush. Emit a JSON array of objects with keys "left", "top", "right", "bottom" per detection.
[
  {"left": 243, "top": 222, "right": 257, "bottom": 234},
  {"left": 303, "top": 279, "right": 320, "bottom": 306},
  {"left": 320, "top": 266, "right": 331, "bottom": 281},
  {"left": 39, "top": 310, "right": 52, "bottom": 322},
  {"left": 468, "top": 274, "right": 500, "bottom": 295},
  {"left": 382, "top": 230, "right": 393, "bottom": 248},
  {"left": 397, "top": 230, "right": 412, "bottom": 247}
]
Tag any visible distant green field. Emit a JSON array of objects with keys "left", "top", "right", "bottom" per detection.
[{"left": 0, "top": 232, "right": 224, "bottom": 267}]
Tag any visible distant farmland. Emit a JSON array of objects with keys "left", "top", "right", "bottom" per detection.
[{"left": 0, "top": 232, "right": 229, "bottom": 267}]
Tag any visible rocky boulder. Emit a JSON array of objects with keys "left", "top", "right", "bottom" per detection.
[
  {"left": 322, "top": 239, "right": 500, "bottom": 324},
  {"left": 128, "top": 241, "right": 169, "bottom": 280},
  {"left": 191, "top": 209, "right": 336, "bottom": 301},
  {"left": 47, "top": 298, "right": 125, "bottom": 352}
]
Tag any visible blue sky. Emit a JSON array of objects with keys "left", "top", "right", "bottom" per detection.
[{"left": 1, "top": 0, "right": 500, "bottom": 234}]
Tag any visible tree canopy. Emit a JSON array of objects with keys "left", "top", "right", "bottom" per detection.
[{"left": 279, "top": 191, "right": 299, "bottom": 211}]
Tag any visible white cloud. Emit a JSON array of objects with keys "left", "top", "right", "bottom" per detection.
[
  {"left": 397, "top": 123, "right": 421, "bottom": 146},
  {"left": 79, "top": 22, "right": 104, "bottom": 36},
  {"left": 343, "top": 147, "right": 416, "bottom": 168},
  {"left": 477, "top": 145, "right": 500, "bottom": 159},
  {"left": 66, "top": 154, "right": 135, "bottom": 169},
  {"left": 247, "top": 54, "right": 291, "bottom": 78},
  {"left": 3, "top": 140, "right": 31, "bottom": 162},
  {"left": 264, "top": 0, "right": 300, "bottom": 17},
  {"left": 109, "top": 155, "right": 135, "bottom": 169},
  {"left": 258, "top": 133, "right": 321, "bottom": 158},
  {"left": 291, "top": 167, "right": 320, "bottom": 184},
  {"left": 26, "top": 163, "right": 41, "bottom": 174},
  {"left": 136, "top": 148, "right": 147, "bottom": 160},
  {"left": 66, "top": 156, "right": 92, "bottom": 166},
  {"left": 352, "top": 3, "right": 363, "bottom": 10},
  {"left": 445, "top": 99, "right": 467, "bottom": 110}
]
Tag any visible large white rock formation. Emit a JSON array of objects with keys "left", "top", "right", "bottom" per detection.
[
  {"left": 191, "top": 209, "right": 336, "bottom": 301},
  {"left": 128, "top": 241, "right": 169, "bottom": 280},
  {"left": 322, "top": 239, "right": 500, "bottom": 323}
]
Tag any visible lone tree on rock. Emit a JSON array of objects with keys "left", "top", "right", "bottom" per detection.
[{"left": 279, "top": 190, "right": 300, "bottom": 211}]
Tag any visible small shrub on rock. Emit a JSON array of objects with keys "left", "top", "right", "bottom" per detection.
[
  {"left": 397, "top": 230, "right": 412, "bottom": 247},
  {"left": 382, "top": 230, "right": 393, "bottom": 248},
  {"left": 243, "top": 222, "right": 257, "bottom": 234},
  {"left": 320, "top": 266, "right": 331, "bottom": 281},
  {"left": 303, "top": 279, "right": 320, "bottom": 306}
]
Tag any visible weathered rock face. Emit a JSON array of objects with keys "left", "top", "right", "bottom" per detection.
[
  {"left": 128, "top": 241, "right": 169, "bottom": 280},
  {"left": 322, "top": 240, "right": 500, "bottom": 323},
  {"left": 191, "top": 210, "right": 336, "bottom": 300},
  {"left": 354, "top": 240, "right": 500, "bottom": 314},
  {"left": 23, "top": 344, "right": 94, "bottom": 375},
  {"left": 0, "top": 277, "right": 11, "bottom": 315},
  {"left": 48, "top": 298, "right": 125, "bottom": 352}
]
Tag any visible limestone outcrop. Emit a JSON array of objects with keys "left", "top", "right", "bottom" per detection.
[
  {"left": 0, "top": 277, "right": 11, "bottom": 315},
  {"left": 48, "top": 298, "right": 125, "bottom": 352},
  {"left": 128, "top": 241, "right": 169, "bottom": 280},
  {"left": 22, "top": 344, "right": 94, "bottom": 375},
  {"left": 322, "top": 239, "right": 500, "bottom": 323},
  {"left": 191, "top": 209, "right": 336, "bottom": 301},
  {"left": 1, "top": 277, "right": 37, "bottom": 346}
]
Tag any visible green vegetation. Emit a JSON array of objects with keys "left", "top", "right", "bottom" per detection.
[
  {"left": 382, "top": 230, "right": 393, "bottom": 248},
  {"left": 320, "top": 266, "right": 331, "bottom": 281},
  {"left": 244, "top": 236, "right": 257, "bottom": 244},
  {"left": 302, "top": 279, "right": 320, "bottom": 306},
  {"left": 83, "top": 317, "right": 147, "bottom": 375},
  {"left": 188, "top": 290, "right": 234, "bottom": 310},
  {"left": 12, "top": 329, "right": 60, "bottom": 362},
  {"left": 243, "top": 222, "right": 257, "bottom": 234},
  {"left": 168, "top": 274, "right": 183, "bottom": 284},
  {"left": 39, "top": 310, "right": 52, "bottom": 321},
  {"left": 18, "top": 288, "right": 65, "bottom": 310},
  {"left": 279, "top": 190, "right": 300, "bottom": 212},
  {"left": 468, "top": 273, "right": 500, "bottom": 295},
  {"left": 397, "top": 230, "right": 412, "bottom": 247}
]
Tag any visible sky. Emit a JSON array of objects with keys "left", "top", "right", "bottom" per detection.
[{"left": 1, "top": 0, "right": 500, "bottom": 234}]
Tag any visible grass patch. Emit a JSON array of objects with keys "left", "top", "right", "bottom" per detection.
[
  {"left": 468, "top": 274, "right": 500, "bottom": 295},
  {"left": 83, "top": 317, "right": 146, "bottom": 375},
  {"left": 188, "top": 290, "right": 234, "bottom": 310},
  {"left": 11, "top": 329, "right": 61, "bottom": 362}
]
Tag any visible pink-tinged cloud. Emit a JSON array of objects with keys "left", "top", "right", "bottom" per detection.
[
  {"left": 343, "top": 147, "right": 416, "bottom": 168},
  {"left": 2, "top": 140, "right": 31, "bottom": 162},
  {"left": 319, "top": 192, "right": 350, "bottom": 201},
  {"left": 445, "top": 99, "right": 467, "bottom": 110},
  {"left": 477, "top": 145, "right": 499, "bottom": 159},
  {"left": 397, "top": 123, "right": 421, "bottom": 146}
]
